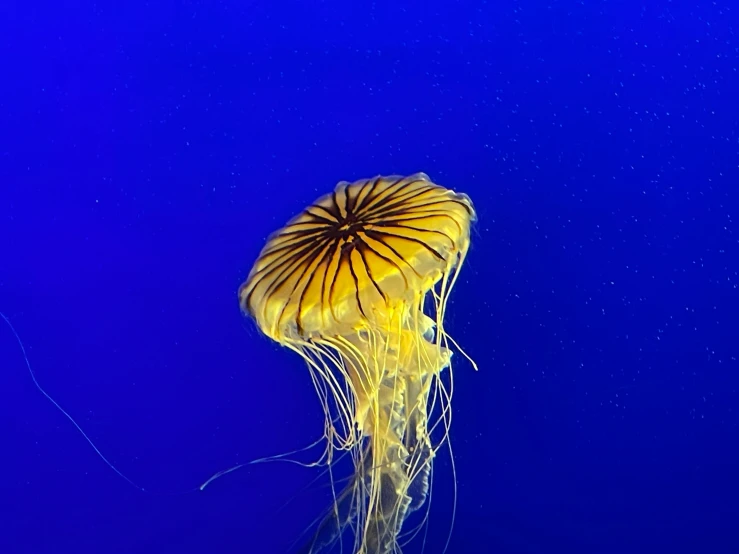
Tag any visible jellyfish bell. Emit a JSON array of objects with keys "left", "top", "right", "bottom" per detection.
[{"left": 239, "top": 172, "right": 476, "bottom": 553}]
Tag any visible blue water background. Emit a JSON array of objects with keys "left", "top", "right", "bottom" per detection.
[{"left": 1, "top": 1, "right": 737, "bottom": 553}]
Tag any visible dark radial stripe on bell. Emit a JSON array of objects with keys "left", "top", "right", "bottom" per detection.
[
  {"left": 294, "top": 239, "right": 335, "bottom": 335},
  {"left": 253, "top": 234, "right": 324, "bottom": 284},
  {"left": 354, "top": 236, "right": 391, "bottom": 303},
  {"left": 382, "top": 222, "right": 455, "bottom": 245},
  {"left": 357, "top": 176, "right": 415, "bottom": 214},
  {"left": 362, "top": 229, "right": 424, "bottom": 280},
  {"left": 353, "top": 176, "right": 386, "bottom": 214},
  {"left": 377, "top": 213, "right": 462, "bottom": 236},
  {"left": 304, "top": 206, "right": 339, "bottom": 224},
  {"left": 369, "top": 194, "right": 447, "bottom": 220},
  {"left": 256, "top": 236, "right": 326, "bottom": 304},
  {"left": 367, "top": 183, "right": 437, "bottom": 214},
  {"left": 320, "top": 238, "right": 342, "bottom": 325},
  {"left": 345, "top": 245, "right": 366, "bottom": 319},
  {"left": 368, "top": 229, "right": 446, "bottom": 262},
  {"left": 351, "top": 176, "right": 381, "bottom": 214}
]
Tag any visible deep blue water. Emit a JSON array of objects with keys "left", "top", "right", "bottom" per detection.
[{"left": 2, "top": 1, "right": 738, "bottom": 553}]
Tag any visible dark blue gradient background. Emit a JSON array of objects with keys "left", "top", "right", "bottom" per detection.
[{"left": 1, "top": 1, "right": 737, "bottom": 553}]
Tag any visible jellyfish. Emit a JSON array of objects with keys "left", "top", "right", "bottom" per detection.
[{"left": 239, "top": 172, "right": 476, "bottom": 553}]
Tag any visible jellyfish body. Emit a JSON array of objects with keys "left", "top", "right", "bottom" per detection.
[{"left": 239, "top": 173, "right": 476, "bottom": 553}]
